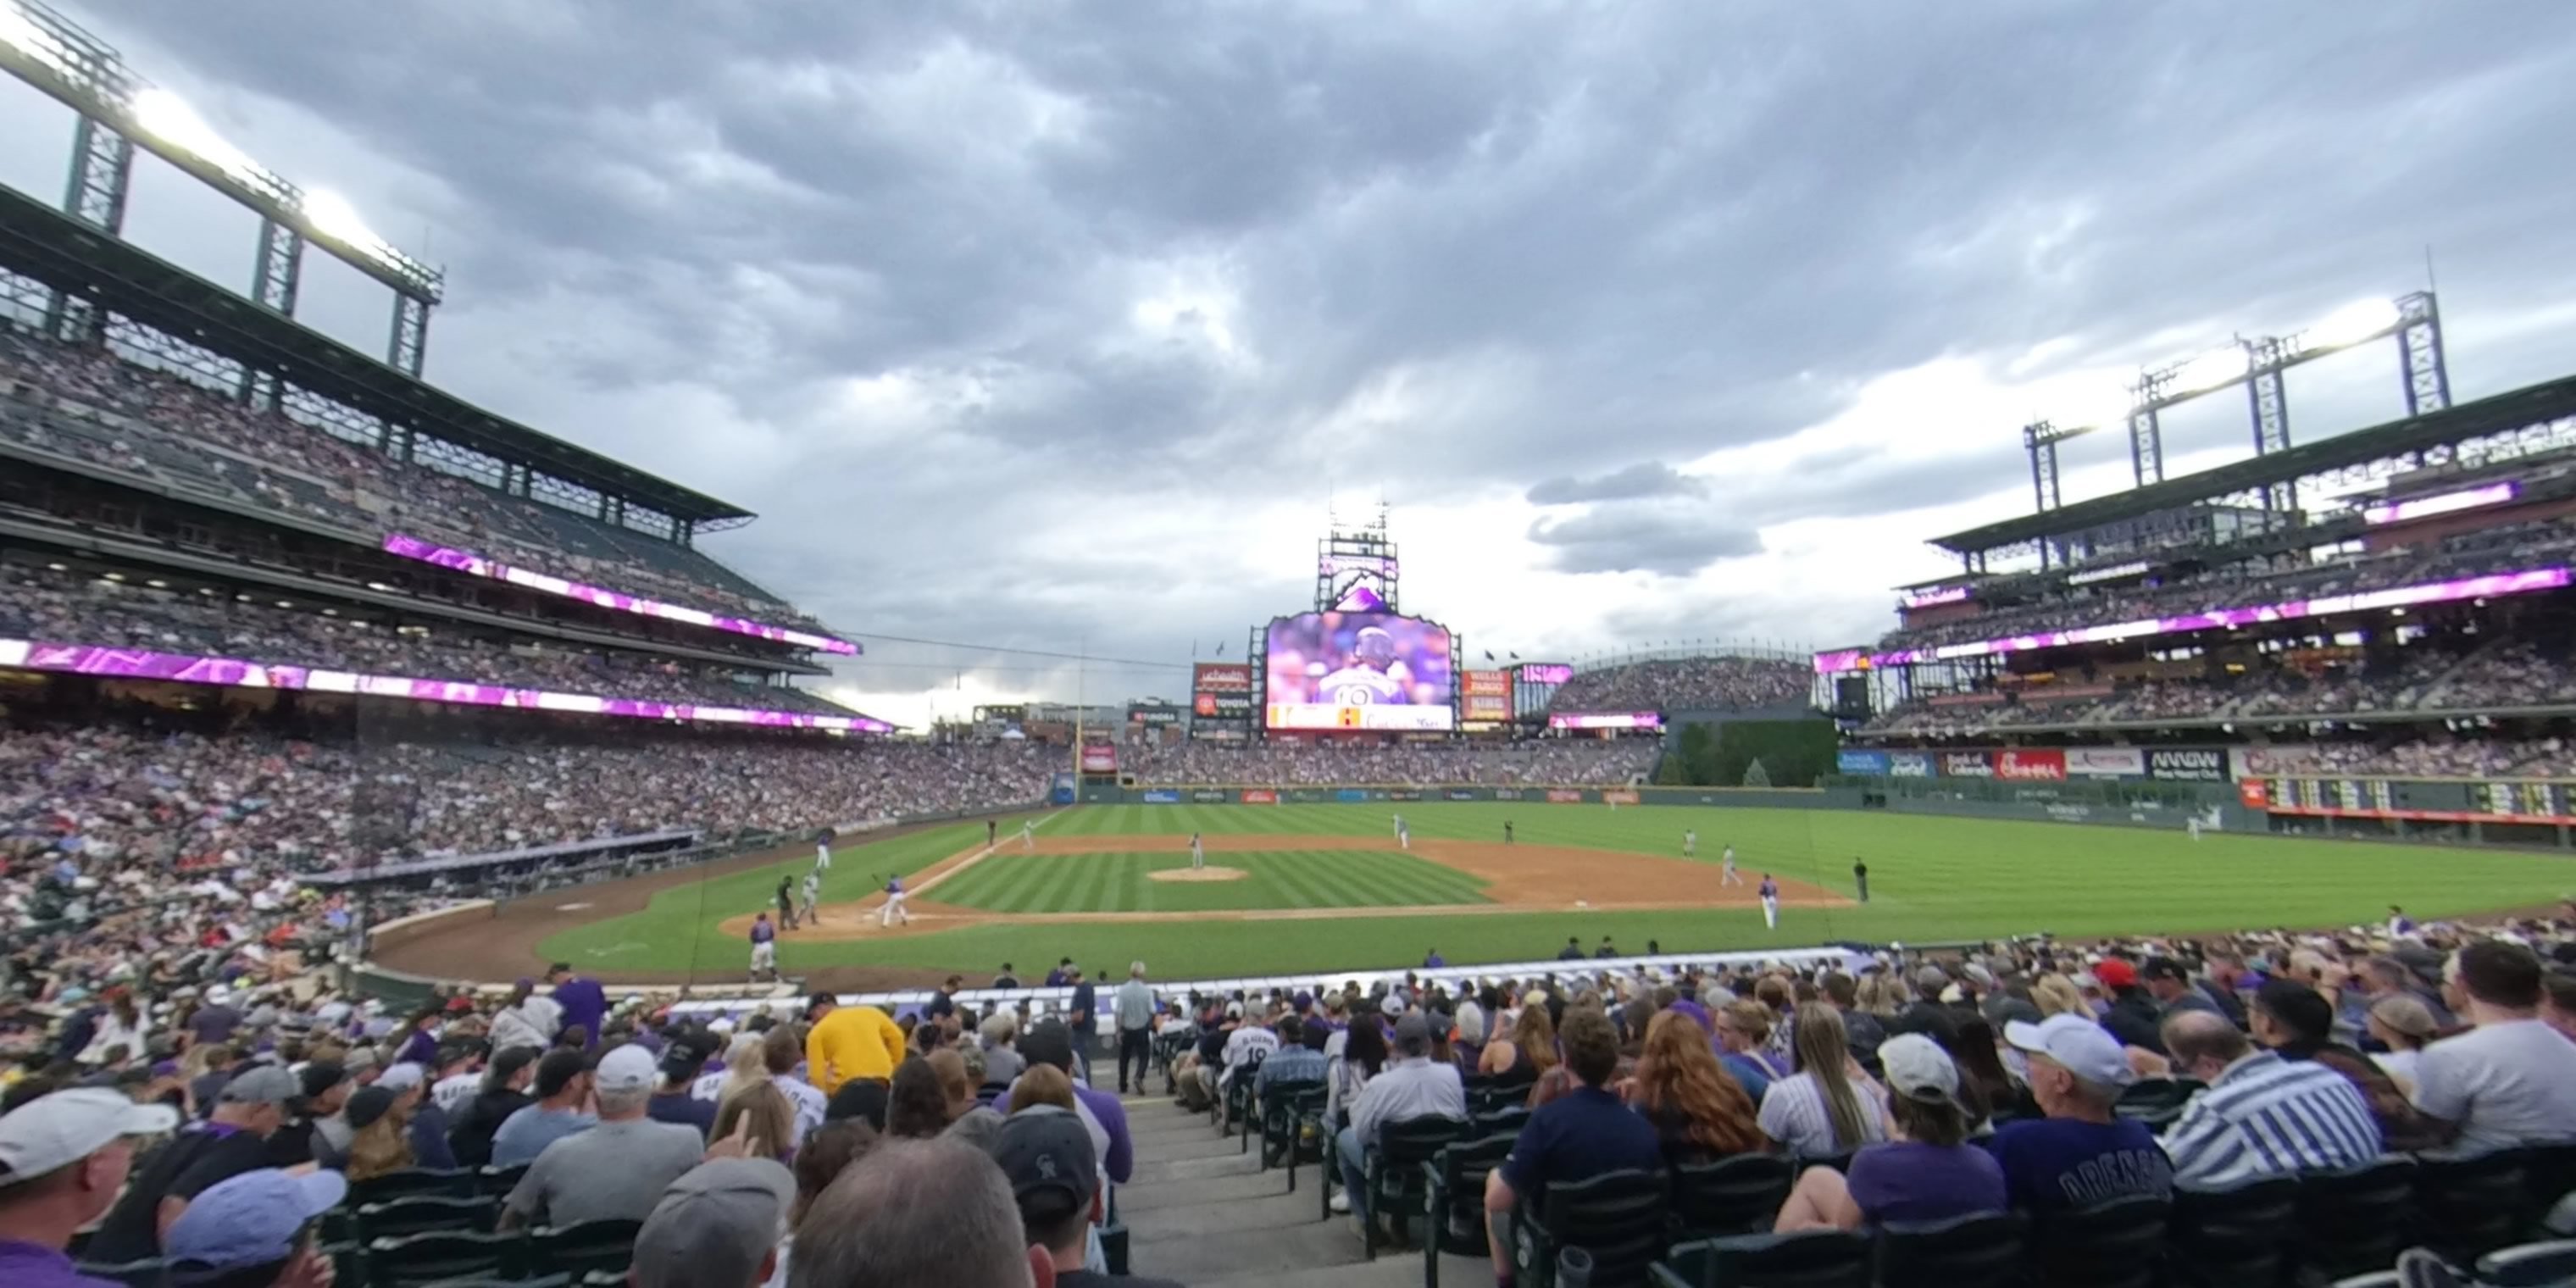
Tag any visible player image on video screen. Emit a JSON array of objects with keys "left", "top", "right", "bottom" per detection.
[{"left": 1264, "top": 613, "right": 1452, "bottom": 728}]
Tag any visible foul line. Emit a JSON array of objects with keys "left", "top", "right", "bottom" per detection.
[{"left": 910, "top": 808, "right": 1062, "bottom": 900}]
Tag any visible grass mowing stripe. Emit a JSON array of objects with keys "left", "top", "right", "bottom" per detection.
[{"left": 1263, "top": 851, "right": 1325, "bottom": 909}]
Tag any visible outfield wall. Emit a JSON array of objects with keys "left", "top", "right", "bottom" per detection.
[{"left": 1099, "top": 784, "right": 1853, "bottom": 808}]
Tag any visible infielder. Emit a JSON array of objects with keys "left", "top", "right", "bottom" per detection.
[
  {"left": 1684, "top": 829, "right": 1697, "bottom": 858},
  {"left": 801, "top": 869, "right": 822, "bottom": 924},
  {"left": 1396, "top": 819, "right": 1411, "bottom": 851},
  {"left": 813, "top": 829, "right": 834, "bottom": 872},
  {"left": 1720, "top": 844, "right": 1742, "bottom": 886},
  {"left": 1021, "top": 820, "right": 1035, "bottom": 851},
  {"left": 1189, "top": 831, "right": 1205, "bottom": 870},
  {"left": 1758, "top": 874, "right": 1779, "bottom": 930},
  {"left": 880, "top": 874, "right": 911, "bottom": 927},
  {"left": 748, "top": 913, "right": 777, "bottom": 980},
  {"left": 1391, "top": 813, "right": 1405, "bottom": 839}
]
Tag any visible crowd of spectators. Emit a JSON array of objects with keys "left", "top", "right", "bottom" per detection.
[
  {"left": 0, "top": 328, "right": 810, "bottom": 629},
  {"left": 0, "top": 560, "right": 845, "bottom": 715},
  {"left": 1882, "top": 521, "right": 2576, "bottom": 655},
  {"left": 1118, "top": 737, "right": 1659, "bottom": 786},
  {"left": 3, "top": 722, "right": 1056, "bottom": 889},
  {"left": 1549, "top": 656, "right": 1813, "bottom": 713}
]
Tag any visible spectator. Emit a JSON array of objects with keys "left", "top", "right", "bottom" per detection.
[
  {"left": 1757, "top": 1003, "right": 1888, "bottom": 1161},
  {"left": 266, "top": 1063, "right": 350, "bottom": 1169},
  {"left": 1483, "top": 1006, "right": 1663, "bottom": 1285},
  {"left": 84, "top": 1065, "right": 298, "bottom": 1264},
  {"left": 2416, "top": 941, "right": 2576, "bottom": 1156},
  {"left": 786, "top": 1137, "right": 1041, "bottom": 1288},
  {"left": 491, "top": 1049, "right": 597, "bottom": 1167},
  {"left": 2365, "top": 995, "right": 2441, "bottom": 1091},
  {"left": 805, "top": 995, "right": 905, "bottom": 1096},
  {"left": 338, "top": 1087, "right": 413, "bottom": 1182},
  {"left": 160, "top": 1167, "right": 347, "bottom": 1288},
  {"left": 1481, "top": 1002, "right": 1557, "bottom": 1080},
  {"left": 630, "top": 1158, "right": 797, "bottom": 1288},
  {"left": 1713, "top": 1002, "right": 1779, "bottom": 1102},
  {"left": 991, "top": 1021, "right": 1133, "bottom": 1192},
  {"left": 449, "top": 1046, "right": 540, "bottom": 1168},
  {"left": 2541, "top": 973, "right": 2576, "bottom": 1044},
  {"left": 713, "top": 1076, "right": 799, "bottom": 1166},
  {"left": 770, "top": 1120, "right": 878, "bottom": 1288},
  {"left": 1113, "top": 963, "right": 1157, "bottom": 1096},
  {"left": 429, "top": 1041, "right": 486, "bottom": 1117},
  {"left": 374, "top": 1063, "right": 456, "bottom": 1171},
  {"left": 1331, "top": 1012, "right": 1467, "bottom": 1224},
  {"left": 2247, "top": 979, "right": 2441, "bottom": 1154},
  {"left": 824, "top": 1080, "right": 890, "bottom": 1133},
  {"left": 1625, "top": 1010, "right": 1763, "bottom": 1163},
  {"left": 1326, "top": 1008, "right": 1387, "bottom": 1128},
  {"left": 1774, "top": 1034, "right": 2006, "bottom": 1231},
  {"left": 980, "top": 1013, "right": 1026, "bottom": 1090},
  {"left": 652, "top": 1041, "right": 719, "bottom": 1139},
  {"left": 1007, "top": 1066, "right": 1077, "bottom": 1116},
  {"left": 997, "top": 1107, "right": 1183, "bottom": 1288},
  {"left": 1987, "top": 1015, "right": 2171, "bottom": 1214},
  {"left": 2091, "top": 959, "right": 2165, "bottom": 1056},
  {"left": 502, "top": 1045, "right": 706, "bottom": 1229},
  {"left": 488, "top": 980, "right": 560, "bottom": 1053},
  {"left": 0, "top": 1087, "right": 178, "bottom": 1285},
  {"left": 1255, "top": 1015, "right": 1327, "bottom": 1102},
  {"left": 2140, "top": 958, "right": 2223, "bottom": 1021},
  {"left": 2158, "top": 1011, "right": 2382, "bottom": 1188},
  {"left": 762, "top": 1028, "right": 828, "bottom": 1148},
  {"left": 885, "top": 1058, "right": 951, "bottom": 1141}
]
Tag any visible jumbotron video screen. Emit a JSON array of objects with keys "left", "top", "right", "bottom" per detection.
[{"left": 1264, "top": 611, "right": 1454, "bottom": 730}]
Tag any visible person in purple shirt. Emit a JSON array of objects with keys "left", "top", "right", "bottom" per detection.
[
  {"left": 989, "top": 1019, "right": 1134, "bottom": 1188},
  {"left": 394, "top": 1009, "right": 441, "bottom": 1068},
  {"left": 1774, "top": 1035, "right": 2006, "bottom": 1231},
  {"left": 0, "top": 1088, "right": 180, "bottom": 1288},
  {"left": 185, "top": 991, "right": 243, "bottom": 1049},
  {"left": 547, "top": 964, "right": 608, "bottom": 1051}
]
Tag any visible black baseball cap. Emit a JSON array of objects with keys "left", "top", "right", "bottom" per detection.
[
  {"left": 1019, "top": 1019, "right": 1074, "bottom": 1073},
  {"left": 994, "top": 1109, "right": 1096, "bottom": 1218},
  {"left": 534, "top": 1049, "right": 590, "bottom": 1098},
  {"left": 2139, "top": 956, "right": 2191, "bottom": 984}
]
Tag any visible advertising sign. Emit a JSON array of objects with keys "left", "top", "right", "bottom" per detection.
[
  {"left": 1889, "top": 752, "right": 1934, "bottom": 778},
  {"left": 2238, "top": 780, "right": 2269, "bottom": 808},
  {"left": 1141, "top": 789, "right": 1181, "bottom": 804},
  {"left": 1129, "top": 705, "right": 1183, "bottom": 726},
  {"left": 1516, "top": 663, "right": 1574, "bottom": 686},
  {"left": 1239, "top": 789, "right": 1279, "bottom": 804},
  {"left": 1493, "top": 788, "right": 1524, "bottom": 800},
  {"left": 1194, "top": 692, "right": 1252, "bottom": 719},
  {"left": 1602, "top": 790, "right": 1641, "bottom": 806},
  {"left": 2066, "top": 747, "right": 2147, "bottom": 777},
  {"left": 1192, "top": 663, "right": 1252, "bottom": 692},
  {"left": 2233, "top": 745, "right": 2317, "bottom": 780},
  {"left": 1446, "top": 789, "right": 1481, "bottom": 801},
  {"left": 1080, "top": 743, "right": 1118, "bottom": 773},
  {"left": 1461, "top": 669, "right": 1513, "bottom": 723},
  {"left": 1190, "top": 789, "right": 1230, "bottom": 802},
  {"left": 1546, "top": 789, "right": 1585, "bottom": 803},
  {"left": 382, "top": 533, "right": 858, "bottom": 654},
  {"left": 2147, "top": 748, "right": 2227, "bottom": 781},
  {"left": 1941, "top": 751, "right": 1994, "bottom": 778},
  {"left": 1994, "top": 748, "right": 2067, "bottom": 781},
  {"left": 1263, "top": 612, "right": 1455, "bottom": 731},
  {"left": 1836, "top": 749, "right": 1892, "bottom": 775},
  {"left": 1335, "top": 789, "right": 1371, "bottom": 803},
  {"left": 1388, "top": 789, "right": 1424, "bottom": 802},
  {"left": 1546, "top": 711, "right": 1663, "bottom": 730}
]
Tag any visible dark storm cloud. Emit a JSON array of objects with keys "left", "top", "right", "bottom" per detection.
[
  {"left": 1527, "top": 461, "right": 1706, "bottom": 505},
  {"left": 1526, "top": 507, "right": 1763, "bottom": 577},
  {"left": 58, "top": 0, "right": 2576, "bottom": 692}
]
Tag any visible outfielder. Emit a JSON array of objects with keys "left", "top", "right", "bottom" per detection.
[
  {"left": 813, "top": 828, "right": 834, "bottom": 872},
  {"left": 1720, "top": 844, "right": 1742, "bottom": 886},
  {"left": 1758, "top": 874, "right": 1779, "bottom": 930},
  {"left": 2187, "top": 816, "right": 2202, "bottom": 842},
  {"left": 1189, "top": 831, "right": 1206, "bottom": 870},
  {"left": 1021, "top": 820, "right": 1035, "bottom": 851},
  {"left": 880, "top": 874, "right": 911, "bottom": 927},
  {"left": 1684, "top": 830, "right": 1697, "bottom": 858}
]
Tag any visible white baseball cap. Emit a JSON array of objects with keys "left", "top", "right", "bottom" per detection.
[
  {"left": 2004, "top": 1014, "right": 2135, "bottom": 1089},
  {"left": 375, "top": 1063, "right": 427, "bottom": 1093},
  {"left": 595, "top": 1043, "right": 661, "bottom": 1094},
  {"left": 0, "top": 1088, "right": 179, "bottom": 1185}
]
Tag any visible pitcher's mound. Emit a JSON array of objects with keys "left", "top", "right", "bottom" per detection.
[{"left": 1149, "top": 866, "right": 1247, "bottom": 883}]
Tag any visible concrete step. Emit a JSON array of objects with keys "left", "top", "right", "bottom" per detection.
[
  {"left": 1202, "top": 1252, "right": 1501, "bottom": 1288},
  {"left": 1117, "top": 1165, "right": 1302, "bottom": 1215}
]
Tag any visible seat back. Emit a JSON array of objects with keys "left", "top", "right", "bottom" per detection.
[
  {"left": 2295, "top": 1156, "right": 2418, "bottom": 1279},
  {"left": 358, "top": 1195, "right": 501, "bottom": 1240},
  {"left": 529, "top": 1218, "right": 642, "bottom": 1279},
  {"left": 2029, "top": 1193, "right": 2173, "bottom": 1288},
  {"left": 2473, "top": 1237, "right": 2576, "bottom": 1288},
  {"left": 353, "top": 1167, "right": 475, "bottom": 1206},
  {"left": 1659, "top": 1230, "right": 1872, "bottom": 1288},
  {"left": 73, "top": 1258, "right": 168, "bottom": 1288},
  {"left": 2520, "top": 1144, "right": 2576, "bottom": 1224},
  {"left": 476, "top": 1163, "right": 529, "bottom": 1197},
  {"left": 2168, "top": 1175, "right": 2297, "bottom": 1288},
  {"left": 364, "top": 1230, "right": 519, "bottom": 1288},
  {"left": 2114, "top": 1079, "right": 2200, "bottom": 1134},
  {"left": 2416, "top": 1151, "right": 2532, "bottom": 1261},
  {"left": 1669, "top": 1154, "right": 1793, "bottom": 1239},
  {"left": 1474, "top": 1106, "right": 1533, "bottom": 1137},
  {"left": 1431, "top": 1133, "right": 1520, "bottom": 1252},
  {"left": 1378, "top": 1115, "right": 1468, "bottom": 1168},
  {"left": 1535, "top": 1169, "right": 1672, "bottom": 1288},
  {"left": 1874, "top": 1210, "right": 2026, "bottom": 1288}
]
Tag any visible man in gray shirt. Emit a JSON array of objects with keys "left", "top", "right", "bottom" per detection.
[
  {"left": 1113, "top": 961, "right": 1158, "bottom": 1095},
  {"left": 503, "top": 1045, "right": 707, "bottom": 1229},
  {"left": 2417, "top": 941, "right": 2576, "bottom": 1158}
]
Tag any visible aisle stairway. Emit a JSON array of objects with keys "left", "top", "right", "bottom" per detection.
[{"left": 1113, "top": 1091, "right": 1501, "bottom": 1288}]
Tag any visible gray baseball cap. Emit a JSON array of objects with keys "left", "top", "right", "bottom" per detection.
[
  {"left": 218, "top": 1066, "right": 301, "bottom": 1108},
  {"left": 630, "top": 1158, "right": 797, "bottom": 1288}
]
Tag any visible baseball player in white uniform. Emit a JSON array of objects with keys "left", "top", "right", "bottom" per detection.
[
  {"left": 1396, "top": 819, "right": 1410, "bottom": 851},
  {"left": 1758, "top": 874, "right": 1779, "bottom": 930},
  {"left": 880, "top": 874, "right": 911, "bottom": 927},
  {"left": 1684, "top": 830, "right": 1697, "bottom": 858},
  {"left": 1021, "top": 820, "right": 1035, "bottom": 850},
  {"left": 801, "top": 870, "right": 822, "bottom": 924},
  {"left": 1190, "top": 831, "right": 1205, "bottom": 870},
  {"left": 1721, "top": 844, "right": 1742, "bottom": 886},
  {"left": 813, "top": 831, "right": 833, "bottom": 872}
]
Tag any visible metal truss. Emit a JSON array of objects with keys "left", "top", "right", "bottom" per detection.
[
  {"left": 236, "top": 218, "right": 303, "bottom": 409},
  {"left": 2247, "top": 336, "right": 2295, "bottom": 513},
  {"left": 2398, "top": 291, "right": 2449, "bottom": 417},
  {"left": 388, "top": 294, "right": 430, "bottom": 378},
  {"left": 42, "top": 111, "right": 133, "bottom": 342}
]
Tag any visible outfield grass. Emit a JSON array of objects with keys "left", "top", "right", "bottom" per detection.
[
  {"left": 535, "top": 803, "right": 2576, "bottom": 981},
  {"left": 932, "top": 848, "right": 1489, "bottom": 913}
]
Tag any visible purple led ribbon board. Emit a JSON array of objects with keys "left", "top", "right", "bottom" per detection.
[
  {"left": 1546, "top": 711, "right": 1663, "bottom": 730},
  {"left": 380, "top": 533, "right": 858, "bottom": 654},
  {"left": 0, "top": 638, "right": 893, "bottom": 733},
  {"left": 2362, "top": 481, "right": 2518, "bottom": 525},
  {"left": 1812, "top": 566, "right": 2573, "bottom": 675}
]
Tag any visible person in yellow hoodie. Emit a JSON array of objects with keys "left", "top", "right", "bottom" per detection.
[{"left": 804, "top": 991, "right": 906, "bottom": 1094}]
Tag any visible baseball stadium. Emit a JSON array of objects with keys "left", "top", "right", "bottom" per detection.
[{"left": 7, "top": 6, "right": 2576, "bottom": 1288}]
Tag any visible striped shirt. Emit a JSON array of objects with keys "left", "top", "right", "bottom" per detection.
[
  {"left": 2162, "top": 1052, "right": 2383, "bottom": 1188},
  {"left": 1757, "top": 1071, "right": 1890, "bottom": 1159}
]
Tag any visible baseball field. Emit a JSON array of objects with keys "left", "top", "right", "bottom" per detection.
[{"left": 377, "top": 802, "right": 2576, "bottom": 989}]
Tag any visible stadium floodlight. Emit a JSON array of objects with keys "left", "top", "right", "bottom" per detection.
[
  {"left": 0, "top": 3, "right": 70, "bottom": 76},
  {"left": 2302, "top": 297, "right": 2402, "bottom": 353},
  {"left": 299, "top": 186, "right": 403, "bottom": 267},
  {"left": 130, "top": 86, "right": 263, "bottom": 185},
  {"left": 2169, "top": 343, "right": 2251, "bottom": 397},
  {"left": 2057, "top": 389, "right": 2137, "bottom": 432}
]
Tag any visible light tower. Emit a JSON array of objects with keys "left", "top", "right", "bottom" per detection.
[{"left": 1314, "top": 502, "right": 1401, "bottom": 613}]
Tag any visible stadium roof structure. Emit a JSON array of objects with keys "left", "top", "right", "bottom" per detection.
[
  {"left": 0, "top": 182, "right": 754, "bottom": 525},
  {"left": 1928, "top": 371, "right": 2576, "bottom": 558}
]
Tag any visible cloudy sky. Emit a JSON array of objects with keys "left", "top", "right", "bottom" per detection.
[{"left": 7, "top": 2, "right": 2576, "bottom": 727}]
